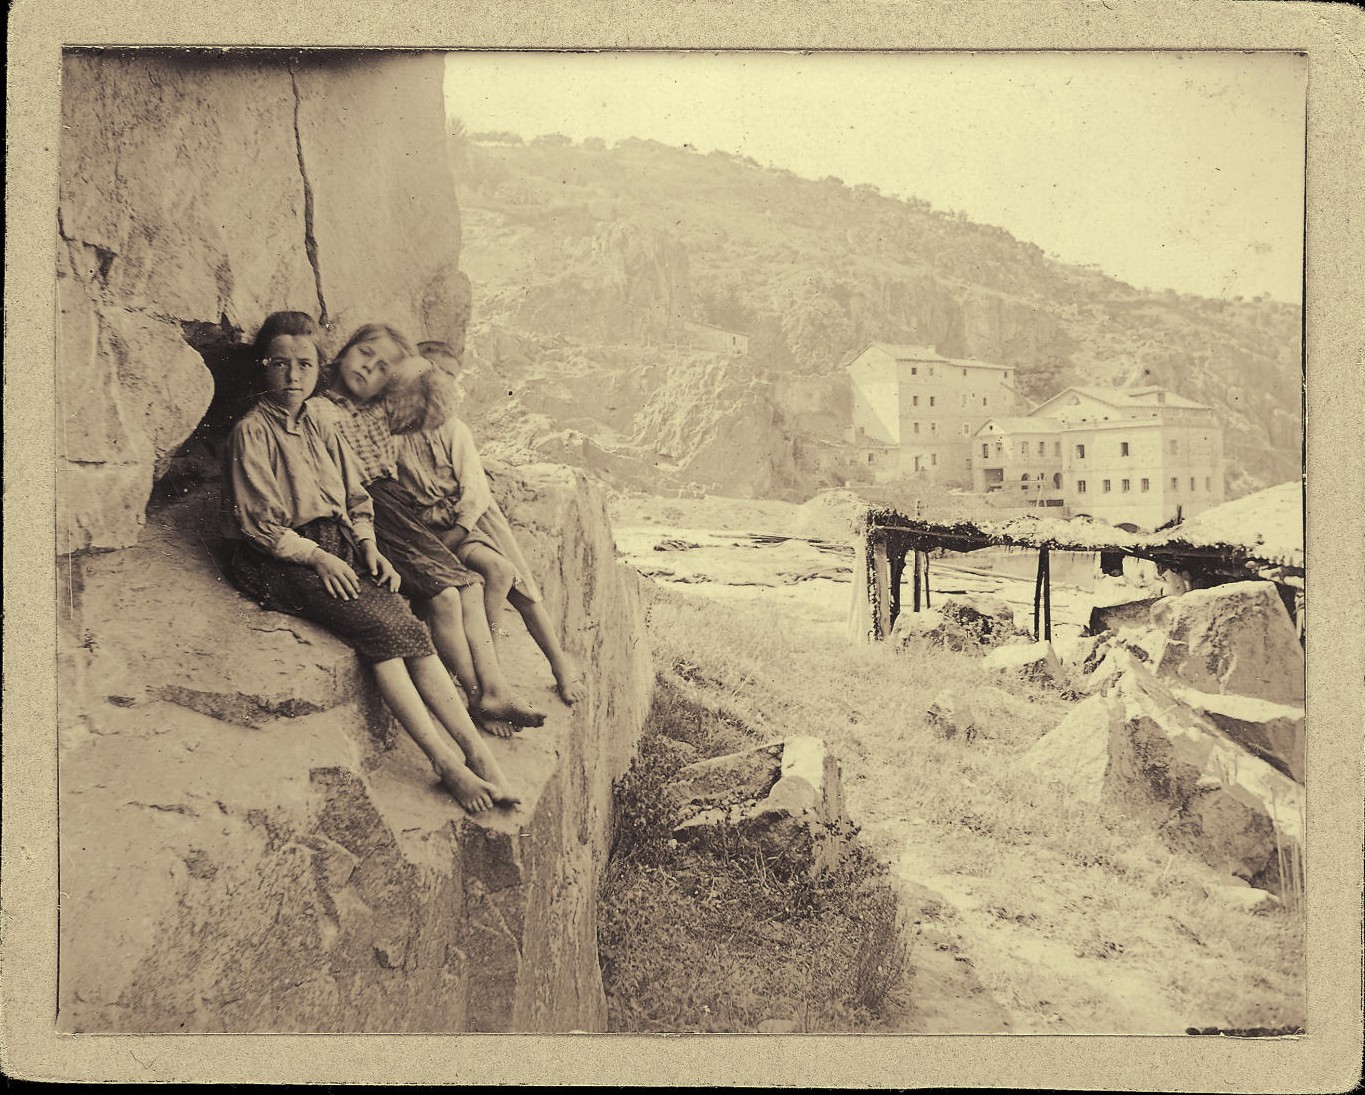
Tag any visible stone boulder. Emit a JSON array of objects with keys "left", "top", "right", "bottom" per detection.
[
  {"left": 1172, "top": 688, "right": 1305, "bottom": 783},
  {"left": 1020, "top": 694, "right": 1114, "bottom": 803},
  {"left": 1149, "top": 581, "right": 1304, "bottom": 705},
  {"left": 984, "top": 640, "right": 1061, "bottom": 683},
  {"left": 926, "top": 689, "right": 977, "bottom": 741},
  {"left": 936, "top": 593, "right": 1022, "bottom": 648},
  {"left": 58, "top": 466, "right": 652, "bottom": 1033},
  {"left": 1102, "top": 661, "right": 1302, "bottom": 894},
  {"left": 665, "top": 736, "right": 850, "bottom": 877},
  {"left": 1087, "top": 595, "right": 1161, "bottom": 639},
  {"left": 891, "top": 608, "right": 968, "bottom": 652}
]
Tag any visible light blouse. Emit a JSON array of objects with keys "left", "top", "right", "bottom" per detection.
[
  {"left": 223, "top": 397, "right": 375, "bottom": 564},
  {"left": 393, "top": 417, "right": 494, "bottom": 532}
]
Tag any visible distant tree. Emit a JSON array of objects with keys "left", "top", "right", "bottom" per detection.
[
  {"left": 583, "top": 136, "right": 607, "bottom": 151},
  {"left": 821, "top": 175, "right": 845, "bottom": 187},
  {"left": 469, "top": 130, "right": 524, "bottom": 144},
  {"left": 532, "top": 133, "right": 574, "bottom": 147}
]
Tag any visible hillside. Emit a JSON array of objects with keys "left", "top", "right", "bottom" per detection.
[{"left": 451, "top": 133, "right": 1302, "bottom": 501}]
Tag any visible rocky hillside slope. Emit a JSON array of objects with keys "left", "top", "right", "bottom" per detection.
[{"left": 451, "top": 135, "right": 1302, "bottom": 500}]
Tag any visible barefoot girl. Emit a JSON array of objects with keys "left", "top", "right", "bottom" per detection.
[
  {"left": 322, "top": 323, "right": 545, "bottom": 735},
  {"left": 388, "top": 341, "right": 586, "bottom": 706},
  {"left": 222, "top": 312, "right": 518, "bottom": 811}
]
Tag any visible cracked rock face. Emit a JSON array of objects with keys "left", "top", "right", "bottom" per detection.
[{"left": 57, "top": 50, "right": 465, "bottom": 552}]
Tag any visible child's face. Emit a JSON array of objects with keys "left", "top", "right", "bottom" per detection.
[
  {"left": 336, "top": 335, "right": 403, "bottom": 404},
  {"left": 261, "top": 334, "right": 320, "bottom": 414}
]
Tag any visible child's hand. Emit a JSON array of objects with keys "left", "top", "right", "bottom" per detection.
[
  {"left": 312, "top": 550, "right": 362, "bottom": 600},
  {"left": 360, "top": 540, "right": 401, "bottom": 592}
]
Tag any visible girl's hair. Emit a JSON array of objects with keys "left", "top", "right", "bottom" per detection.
[
  {"left": 335, "top": 323, "right": 417, "bottom": 362},
  {"left": 385, "top": 358, "right": 464, "bottom": 435},
  {"left": 252, "top": 311, "right": 325, "bottom": 359}
]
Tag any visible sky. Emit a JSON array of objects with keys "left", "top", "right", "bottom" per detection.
[{"left": 444, "top": 51, "right": 1306, "bottom": 304}]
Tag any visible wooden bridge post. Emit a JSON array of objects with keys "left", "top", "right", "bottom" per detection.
[
  {"left": 1033, "top": 548, "right": 1045, "bottom": 640},
  {"left": 1042, "top": 546, "right": 1052, "bottom": 641}
]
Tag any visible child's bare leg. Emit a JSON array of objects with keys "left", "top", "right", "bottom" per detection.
[
  {"left": 407, "top": 655, "right": 521, "bottom": 806},
  {"left": 423, "top": 587, "right": 479, "bottom": 700},
  {"left": 370, "top": 658, "right": 495, "bottom": 812},
  {"left": 456, "top": 582, "right": 545, "bottom": 733},
  {"left": 508, "top": 586, "right": 585, "bottom": 704},
  {"left": 464, "top": 544, "right": 515, "bottom": 647}
]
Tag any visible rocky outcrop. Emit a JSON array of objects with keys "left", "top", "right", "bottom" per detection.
[
  {"left": 925, "top": 689, "right": 977, "bottom": 741},
  {"left": 937, "top": 594, "right": 1022, "bottom": 648},
  {"left": 1149, "top": 581, "right": 1304, "bottom": 705},
  {"left": 665, "top": 737, "right": 851, "bottom": 877},
  {"left": 59, "top": 466, "right": 652, "bottom": 1033},
  {"left": 1103, "top": 662, "right": 1301, "bottom": 893},
  {"left": 57, "top": 50, "right": 466, "bottom": 551},
  {"left": 1021, "top": 694, "right": 1112, "bottom": 803},
  {"left": 984, "top": 640, "right": 1061, "bottom": 683}
]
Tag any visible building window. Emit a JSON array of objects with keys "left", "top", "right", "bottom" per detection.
[
  {"left": 1121, "top": 441, "right": 1130, "bottom": 456},
  {"left": 912, "top": 395, "right": 919, "bottom": 406},
  {"left": 962, "top": 368, "right": 968, "bottom": 377},
  {"left": 1171, "top": 478, "right": 1178, "bottom": 491},
  {"left": 1205, "top": 477, "right": 1211, "bottom": 491},
  {"left": 1020, "top": 442, "right": 1028, "bottom": 456},
  {"left": 929, "top": 396, "right": 936, "bottom": 407},
  {"left": 1077, "top": 480, "right": 1087, "bottom": 493},
  {"left": 930, "top": 422, "right": 938, "bottom": 433},
  {"left": 962, "top": 424, "right": 970, "bottom": 435},
  {"left": 911, "top": 367, "right": 918, "bottom": 376},
  {"left": 961, "top": 394, "right": 967, "bottom": 407},
  {"left": 983, "top": 397, "right": 988, "bottom": 407},
  {"left": 1141, "top": 478, "right": 1150, "bottom": 492},
  {"left": 1170, "top": 439, "right": 1179, "bottom": 455},
  {"left": 931, "top": 453, "right": 938, "bottom": 466},
  {"left": 929, "top": 366, "right": 935, "bottom": 376},
  {"left": 1121, "top": 479, "right": 1131, "bottom": 493},
  {"left": 1190, "top": 477, "right": 1196, "bottom": 491},
  {"left": 1054, "top": 442, "right": 1061, "bottom": 457},
  {"left": 981, "top": 443, "right": 989, "bottom": 459},
  {"left": 913, "top": 422, "right": 920, "bottom": 435},
  {"left": 1076, "top": 444, "right": 1086, "bottom": 459},
  {"left": 1103, "top": 480, "right": 1112, "bottom": 493},
  {"left": 1037, "top": 441, "right": 1045, "bottom": 456}
]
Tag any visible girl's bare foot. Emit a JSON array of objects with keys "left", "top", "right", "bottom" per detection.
[
  {"left": 553, "top": 661, "right": 586, "bottom": 705},
  {"left": 466, "top": 748, "right": 520, "bottom": 805},
  {"left": 433, "top": 759, "right": 497, "bottom": 813},
  {"left": 477, "top": 696, "right": 546, "bottom": 728},
  {"left": 478, "top": 716, "right": 517, "bottom": 739}
]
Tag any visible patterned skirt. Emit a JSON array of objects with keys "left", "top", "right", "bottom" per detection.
[{"left": 226, "top": 517, "right": 434, "bottom": 663}]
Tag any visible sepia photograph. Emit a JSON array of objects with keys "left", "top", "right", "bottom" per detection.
[
  {"left": 52, "top": 44, "right": 1309, "bottom": 1036},
  {"left": 6, "top": 1, "right": 1364, "bottom": 1086}
]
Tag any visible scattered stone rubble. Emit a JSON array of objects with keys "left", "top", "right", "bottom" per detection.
[{"left": 664, "top": 736, "right": 853, "bottom": 877}]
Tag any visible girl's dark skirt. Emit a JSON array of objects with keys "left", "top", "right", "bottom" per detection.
[
  {"left": 227, "top": 517, "right": 434, "bottom": 663},
  {"left": 367, "top": 477, "right": 483, "bottom": 601}
]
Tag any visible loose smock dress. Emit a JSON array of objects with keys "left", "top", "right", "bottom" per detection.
[
  {"left": 222, "top": 398, "right": 433, "bottom": 663},
  {"left": 319, "top": 390, "right": 482, "bottom": 600},
  {"left": 394, "top": 417, "right": 543, "bottom": 603}
]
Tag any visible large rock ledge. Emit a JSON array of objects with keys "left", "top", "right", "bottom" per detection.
[{"left": 58, "top": 463, "right": 652, "bottom": 1033}]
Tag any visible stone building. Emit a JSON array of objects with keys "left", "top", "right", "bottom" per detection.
[
  {"left": 846, "top": 343, "right": 1019, "bottom": 485},
  {"left": 972, "top": 385, "right": 1225, "bottom": 529}
]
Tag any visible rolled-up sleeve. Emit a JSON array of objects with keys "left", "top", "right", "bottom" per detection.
[
  {"left": 449, "top": 420, "right": 494, "bottom": 530},
  {"left": 226, "top": 421, "right": 320, "bottom": 564}
]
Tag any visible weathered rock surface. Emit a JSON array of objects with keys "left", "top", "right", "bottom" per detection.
[
  {"left": 665, "top": 736, "right": 850, "bottom": 877},
  {"left": 926, "top": 689, "right": 977, "bottom": 741},
  {"left": 936, "top": 593, "right": 1022, "bottom": 648},
  {"left": 1171, "top": 687, "right": 1305, "bottom": 783},
  {"left": 1020, "top": 694, "right": 1113, "bottom": 803},
  {"left": 57, "top": 50, "right": 466, "bottom": 551},
  {"left": 984, "top": 640, "right": 1061, "bottom": 683},
  {"left": 1102, "top": 661, "right": 1302, "bottom": 893},
  {"left": 891, "top": 608, "right": 967, "bottom": 652},
  {"left": 58, "top": 467, "right": 652, "bottom": 1033},
  {"left": 1149, "top": 581, "right": 1305, "bottom": 705}
]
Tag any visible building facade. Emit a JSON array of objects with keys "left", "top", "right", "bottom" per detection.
[
  {"left": 972, "top": 386, "right": 1225, "bottom": 529},
  {"left": 846, "top": 343, "right": 1018, "bottom": 485}
]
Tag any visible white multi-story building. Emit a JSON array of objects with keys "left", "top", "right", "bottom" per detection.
[
  {"left": 972, "top": 386, "right": 1225, "bottom": 529},
  {"left": 847, "top": 343, "right": 1018, "bottom": 485}
]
